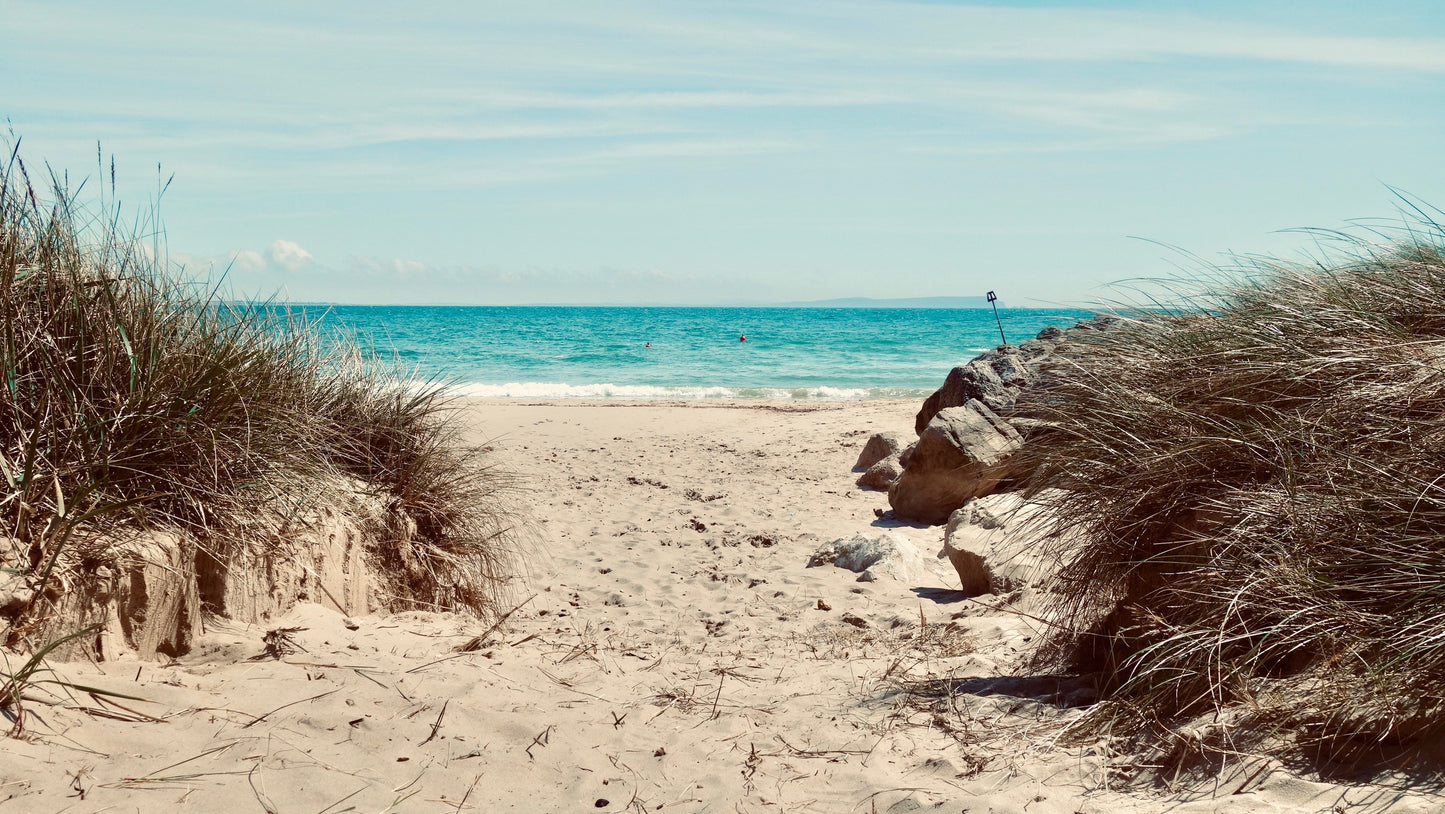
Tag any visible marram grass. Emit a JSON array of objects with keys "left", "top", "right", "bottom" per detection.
[
  {"left": 1017, "top": 209, "right": 1445, "bottom": 778},
  {"left": 0, "top": 142, "right": 520, "bottom": 652}
]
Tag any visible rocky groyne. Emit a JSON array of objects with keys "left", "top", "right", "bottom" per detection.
[{"left": 855, "top": 316, "right": 1115, "bottom": 525}]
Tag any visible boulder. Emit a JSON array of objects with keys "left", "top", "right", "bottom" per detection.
[
  {"left": 856, "top": 454, "right": 901, "bottom": 490},
  {"left": 888, "top": 401, "right": 1022, "bottom": 524},
  {"left": 853, "top": 431, "right": 904, "bottom": 471},
  {"left": 940, "top": 499, "right": 1017, "bottom": 596},
  {"left": 935, "top": 493, "right": 1062, "bottom": 601},
  {"left": 807, "top": 532, "right": 934, "bottom": 583},
  {"left": 914, "top": 359, "right": 1019, "bottom": 434},
  {"left": 988, "top": 352, "right": 1032, "bottom": 388},
  {"left": 1017, "top": 338, "right": 1055, "bottom": 360}
]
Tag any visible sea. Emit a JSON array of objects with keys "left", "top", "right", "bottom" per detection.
[{"left": 314, "top": 306, "right": 1095, "bottom": 401}]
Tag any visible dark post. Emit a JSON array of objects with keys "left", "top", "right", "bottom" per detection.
[{"left": 986, "top": 291, "right": 1006, "bottom": 347}]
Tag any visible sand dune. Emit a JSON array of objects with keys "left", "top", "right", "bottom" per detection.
[{"left": 0, "top": 400, "right": 1438, "bottom": 813}]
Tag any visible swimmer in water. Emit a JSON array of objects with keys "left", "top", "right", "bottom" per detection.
[{"left": 645, "top": 342, "right": 651, "bottom": 348}]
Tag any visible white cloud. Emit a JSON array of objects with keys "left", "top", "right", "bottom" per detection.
[
  {"left": 227, "top": 249, "right": 266, "bottom": 274},
  {"left": 266, "top": 240, "right": 314, "bottom": 272},
  {"left": 390, "top": 258, "right": 425, "bottom": 276}
]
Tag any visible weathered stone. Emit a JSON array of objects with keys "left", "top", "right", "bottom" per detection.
[
  {"left": 1017, "top": 338, "right": 1055, "bottom": 359},
  {"left": 889, "top": 402, "right": 1023, "bottom": 525},
  {"left": 856, "top": 454, "right": 901, "bottom": 490},
  {"left": 935, "top": 494, "right": 1050, "bottom": 598},
  {"left": 988, "top": 353, "right": 1031, "bottom": 388},
  {"left": 914, "top": 360, "right": 1017, "bottom": 434},
  {"left": 941, "top": 500, "right": 1015, "bottom": 596},
  {"left": 807, "top": 532, "right": 935, "bottom": 583},
  {"left": 854, "top": 431, "right": 904, "bottom": 471},
  {"left": 1036, "top": 325, "right": 1065, "bottom": 341}
]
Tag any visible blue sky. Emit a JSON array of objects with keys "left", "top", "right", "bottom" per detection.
[{"left": 6, "top": 1, "right": 1444, "bottom": 305}]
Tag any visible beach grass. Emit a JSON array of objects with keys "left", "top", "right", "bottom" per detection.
[
  {"left": 1016, "top": 207, "right": 1445, "bottom": 777},
  {"left": 0, "top": 141, "right": 519, "bottom": 650}
]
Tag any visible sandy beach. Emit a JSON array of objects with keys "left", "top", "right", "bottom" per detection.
[{"left": 0, "top": 399, "right": 1437, "bottom": 813}]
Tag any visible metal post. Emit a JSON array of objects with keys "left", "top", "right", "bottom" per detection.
[{"left": 986, "top": 291, "right": 1006, "bottom": 347}]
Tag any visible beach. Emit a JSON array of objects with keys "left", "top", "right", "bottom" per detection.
[{"left": 0, "top": 399, "right": 1437, "bottom": 813}]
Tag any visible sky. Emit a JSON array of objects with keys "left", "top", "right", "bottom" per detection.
[{"left": 5, "top": 1, "right": 1444, "bottom": 306}]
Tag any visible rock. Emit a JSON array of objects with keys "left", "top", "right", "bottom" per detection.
[
  {"left": 941, "top": 500, "right": 1017, "bottom": 596},
  {"left": 899, "top": 442, "right": 916, "bottom": 469},
  {"left": 889, "top": 402, "right": 1023, "bottom": 525},
  {"left": 988, "top": 353, "right": 1032, "bottom": 388},
  {"left": 854, "top": 431, "right": 904, "bottom": 471},
  {"left": 935, "top": 494, "right": 1058, "bottom": 600},
  {"left": 1017, "top": 338, "right": 1055, "bottom": 359},
  {"left": 914, "top": 359, "right": 1019, "bottom": 434},
  {"left": 955, "top": 497, "right": 1006, "bottom": 530},
  {"left": 855, "top": 455, "right": 901, "bottom": 490},
  {"left": 1036, "top": 325, "right": 1065, "bottom": 340},
  {"left": 807, "top": 532, "right": 935, "bottom": 583}
]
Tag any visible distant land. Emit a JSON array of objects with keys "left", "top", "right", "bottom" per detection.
[{"left": 768, "top": 296, "right": 994, "bottom": 309}]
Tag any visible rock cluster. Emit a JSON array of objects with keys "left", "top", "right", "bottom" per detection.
[
  {"left": 870, "top": 317, "right": 1113, "bottom": 524},
  {"left": 888, "top": 402, "right": 1022, "bottom": 525}
]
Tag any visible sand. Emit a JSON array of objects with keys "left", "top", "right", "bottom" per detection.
[{"left": 0, "top": 399, "right": 1439, "bottom": 813}]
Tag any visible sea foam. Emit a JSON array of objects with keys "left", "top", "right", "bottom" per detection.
[{"left": 450, "top": 381, "right": 925, "bottom": 401}]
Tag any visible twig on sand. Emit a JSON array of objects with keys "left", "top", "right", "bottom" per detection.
[
  {"left": 420, "top": 699, "right": 450, "bottom": 745},
  {"left": 446, "top": 774, "right": 481, "bottom": 812},
  {"left": 242, "top": 689, "right": 339, "bottom": 729},
  {"left": 67, "top": 691, "right": 168, "bottom": 724},
  {"left": 455, "top": 595, "right": 537, "bottom": 652},
  {"left": 110, "top": 741, "right": 240, "bottom": 787},
  {"left": 709, "top": 672, "right": 725, "bottom": 720},
  {"left": 405, "top": 595, "right": 536, "bottom": 674},
  {"left": 526, "top": 725, "right": 555, "bottom": 760},
  {"left": 317, "top": 784, "right": 368, "bottom": 814},
  {"left": 353, "top": 668, "right": 389, "bottom": 688},
  {"left": 772, "top": 734, "right": 869, "bottom": 758},
  {"left": 251, "top": 626, "right": 308, "bottom": 660},
  {"left": 851, "top": 787, "right": 931, "bottom": 810},
  {"left": 246, "top": 764, "right": 278, "bottom": 814}
]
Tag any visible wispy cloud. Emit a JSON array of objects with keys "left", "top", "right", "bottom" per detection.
[
  {"left": 7, "top": 1, "right": 1442, "bottom": 304},
  {"left": 265, "top": 240, "right": 314, "bottom": 272}
]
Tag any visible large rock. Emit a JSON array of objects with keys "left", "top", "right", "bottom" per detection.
[
  {"left": 888, "top": 401, "right": 1023, "bottom": 524},
  {"left": 807, "top": 532, "right": 935, "bottom": 584},
  {"left": 853, "top": 431, "right": 904, "bottom": 471},
  {"left": 941, "top": 499, "right": 1016, "bottom": 596},
  {"left": 936, "top": 493, "right": 1061, "bottom": 603},
  {"left": 914, "top": 359, "right": 1019, "bottom": 434}
]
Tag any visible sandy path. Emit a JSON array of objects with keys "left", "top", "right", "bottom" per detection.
[{"left": 0, "top": 401, "right": 1437, "bottom": 813}]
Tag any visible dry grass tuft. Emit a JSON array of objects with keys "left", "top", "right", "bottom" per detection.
[
  {"left": 1015, "top": 204, "right": 1445, "bottom": 779},
  {"left": 0, "top": 138, "right": 522, "bottom": 651}
]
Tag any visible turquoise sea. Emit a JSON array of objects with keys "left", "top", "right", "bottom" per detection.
[{"left": 318, "top": 306, "right": 1094, "bottom": 401}]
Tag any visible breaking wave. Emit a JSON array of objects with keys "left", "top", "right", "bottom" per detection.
[{"left": 449, "top": 381, "right": 929, "bottom": 401}]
